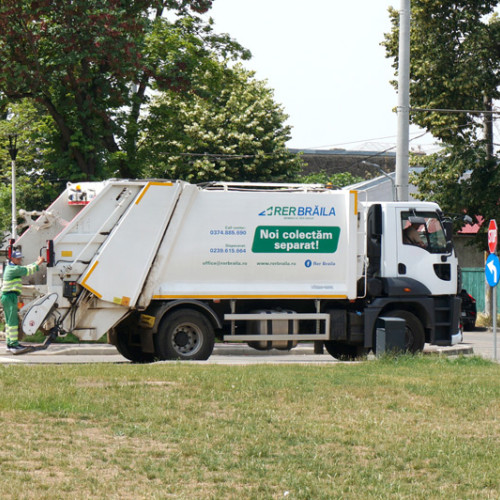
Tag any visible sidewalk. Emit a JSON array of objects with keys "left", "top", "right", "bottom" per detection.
[
  {"left": 1, "top": 329, "right": 497, "bottom": 361},
  {"left": 461, "top": 328, "right": 498, "bottom": 361}
]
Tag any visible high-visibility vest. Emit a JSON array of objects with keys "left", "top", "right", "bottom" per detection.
[{"left": 1, "top": 262, "right": 39, "bottom": 294}]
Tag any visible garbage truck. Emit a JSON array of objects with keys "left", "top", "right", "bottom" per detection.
[{"left": 10, "top": 179, "right": 461, "bottom": 361}]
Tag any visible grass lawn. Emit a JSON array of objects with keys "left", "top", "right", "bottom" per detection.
[{"left": 0, "top": 355, "right": 498, "bottom": 499}]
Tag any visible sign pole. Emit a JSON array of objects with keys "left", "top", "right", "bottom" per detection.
[
  {"left": 494, "top": 285, "right": 497, "bottom": 361},
  {"left": 486, "top": 219, "right": 498, "bottom": 361}
]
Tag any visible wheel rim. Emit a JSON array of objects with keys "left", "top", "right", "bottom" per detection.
[
  {"left": 171, "top": 322, "right": 202, "bottom": 355},
  {"left": 405, "top": 325, "right": 415, "bottom": 350}
]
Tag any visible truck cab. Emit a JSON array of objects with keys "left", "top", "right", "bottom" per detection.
[{"left": 363, "top": 201, "right": 461, "bottom": 350}]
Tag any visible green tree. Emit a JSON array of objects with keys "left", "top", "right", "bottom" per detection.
[
  {"left": 383, "top": 0, "right": 500, "bottom": 245},
  {"left": 0, "top": 0, "right": 248, "bottom": 180},
  {"left": 296, "top": 171, "right": 363, "bottom": 187},
  {"left": 140, "top": 64, "right": 303, "bottom": 182},
  {"left": 0, "top": 100, "right": 61, "bottom": 240}
]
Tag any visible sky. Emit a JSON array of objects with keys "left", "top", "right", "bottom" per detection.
[{"left": 207, "top": 0, "right": 434, "bottom": 152}]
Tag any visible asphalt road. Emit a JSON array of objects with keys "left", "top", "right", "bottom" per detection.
[{"left": 0, "top": 328, "right": 497, "bottom": 365}]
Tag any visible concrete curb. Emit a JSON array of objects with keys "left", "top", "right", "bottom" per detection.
[
  {"left": 1, "top": 329, "right": 477, "bottom": 357},
  {"left": 423, "top": 344, "right": 474, "bottom": 356},
  {"left": 15, "top": 342, "right": 475, "bottom": 357},
  {"left": 0, "top": 341, "right": 118, "bottom": 356},
  {"left": 26, "top": 344, "right": 119, "bottom": 356}
]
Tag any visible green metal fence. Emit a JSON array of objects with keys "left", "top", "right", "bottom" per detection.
[{"left": 461, "top": 268, "right": 486, "bottom": 313}]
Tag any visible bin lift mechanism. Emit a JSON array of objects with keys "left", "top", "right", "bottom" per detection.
[{"left": 21, "top": 292, "right": 65, "bottom": 352}]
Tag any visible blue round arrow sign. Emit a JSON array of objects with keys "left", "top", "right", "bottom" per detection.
[{"left": 485, "top": 253, "right": 500, "bottom": 287}]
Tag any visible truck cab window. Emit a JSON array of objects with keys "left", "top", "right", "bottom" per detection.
[{"left": 402, "top": 211, "right": 447, "bottom": 253}]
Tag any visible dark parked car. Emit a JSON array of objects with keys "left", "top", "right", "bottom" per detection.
[{"left": 460, "top": 289, "right": 477, "bottom": 331}]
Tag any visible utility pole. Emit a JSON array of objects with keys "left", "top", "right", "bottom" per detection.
[
  {"left": 484, "top": 96, "right": 494, "bottom": 323},
  {"left": 395, "top": 0, "right": 410, "bottom": 202},
  {"left": 8, "top": 134, "right": 18, "bottom": 240}
]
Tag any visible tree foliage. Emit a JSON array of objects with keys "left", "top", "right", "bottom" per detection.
[
  {"left": 296, "top": 171, "right": 363, "bottom": 188},
  {"left": 0, "top": 0, "right": 249, "bottom": 179},
  {"left": 383, "top": 0, "right": 500, "bottom": 246},
  {"left": 140, "top": 64, "right": 303, "bottom": 183},
  {"left": 0, "top": 2, "right": 305, "bottom": 236},
  {"left": 0, "top": 100, "right": 61, "bottom": 242}
]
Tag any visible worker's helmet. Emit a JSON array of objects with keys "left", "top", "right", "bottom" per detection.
[{"left": 11, "top": 250, "right": 23, "bottom": 259}]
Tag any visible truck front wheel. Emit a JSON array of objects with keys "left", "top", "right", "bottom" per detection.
[
  {"left": 155, "top": 309, "right": 215, "bottom": 361},
  {"left": 383, "top": 310, "right": 425, "bottom": 353}
]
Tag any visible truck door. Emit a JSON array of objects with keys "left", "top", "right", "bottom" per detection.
[{"left": 396, "top": 209, "right": 455, "bottom": 295}]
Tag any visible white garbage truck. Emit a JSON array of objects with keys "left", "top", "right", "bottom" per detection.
[{"left": 11, "top": 179, "right": 461, "bottom": 361}]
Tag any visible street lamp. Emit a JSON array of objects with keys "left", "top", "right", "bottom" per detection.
[
  {"left": 361, "top": 161, "right": 396, "bottom": 201},
  {"left": 7, "top": 134, "right": 18, "bottom": 240}
]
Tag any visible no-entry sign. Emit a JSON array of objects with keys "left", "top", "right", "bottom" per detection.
[{"left": 488, "top": 219, "right": 497, "bottom": 254}]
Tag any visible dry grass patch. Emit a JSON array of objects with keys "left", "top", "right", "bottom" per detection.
[
  {"left": 0, "top": 356, "right": 498, "bottom": 499},
  {"left": 0, "top": 415, "right": 183, "bottom": 499}
]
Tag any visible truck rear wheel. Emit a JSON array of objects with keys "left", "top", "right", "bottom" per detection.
[
  {"left": 383, "top": 310, "right": 425, "bottom": 353},
  {"left": 114, "top": 330, "right": 155, "bottom": 363},
  {"left": 155, "top": 309, "right": 215, "bottom": 361}
]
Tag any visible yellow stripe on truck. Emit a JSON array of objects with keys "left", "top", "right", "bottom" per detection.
[
  {"left": 80, "top": 261, "right": 103, "bottom": 299},
  {"left": 135, "top": 181, "right": 173, "bottom": 205},
  {"left": 350, "top": 190, "right": 358, "bottom": 215},
  {"left": 152, "top": 294, "right": 348, "bottom": 300}
]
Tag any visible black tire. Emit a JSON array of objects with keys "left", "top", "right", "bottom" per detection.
[
  {"left": 383, "top": 310, "right": 425, "bottom": 353},
  {"left": 155, "top": 309, "right": 215, "bottom": 361},
  {"left": 114, "top": 328, "right": 155, "bottom": 363},
  {"left": 462, "top": 321, "right": 475, "bottom": 331},
  {"left": 324, "top": 341, "right": 366, "bottom": 360}
]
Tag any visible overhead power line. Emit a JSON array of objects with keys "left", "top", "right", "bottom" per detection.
[{"left": 412, "top": 107, "right": 500, "bottom": 115}]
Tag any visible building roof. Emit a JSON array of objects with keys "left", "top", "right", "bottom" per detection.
[
  {"left": 458, "top": 216, "right": 482, "bottom": 235},
  {"left": 289, "top": 148, "right": 396, "bottom": 157}
]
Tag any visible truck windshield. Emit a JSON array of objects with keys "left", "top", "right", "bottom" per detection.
[{"left": 401, "top": 211, "right": 447, "bottom": 253}]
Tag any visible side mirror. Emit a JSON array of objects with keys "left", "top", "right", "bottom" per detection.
[
  {"left": 443, "top": 220, "right": 453, "bottom": 242},
  {"left": 443, "top": 220, "right": 454, "bottom": 254},
  {"left": 368, "top": 204, "right": 382, "bottom": 237}
]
